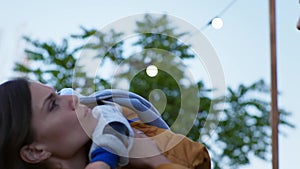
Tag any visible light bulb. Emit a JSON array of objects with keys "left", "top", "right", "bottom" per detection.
[
  {"left": 212, "top": 17, "right": 223, "bottom": 30},
  {"left": 146, "top": 65, "right": 158, "bottom": 77}
]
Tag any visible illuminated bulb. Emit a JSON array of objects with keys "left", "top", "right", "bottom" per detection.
[
  {"left": 211, "top": 17, "right": 223, "bottom": 30},
  {"left": 146, "top": 65, "right": 158, "bottom": 77}
]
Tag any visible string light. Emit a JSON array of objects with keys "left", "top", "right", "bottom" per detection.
[
  {"left": 211, "top": 17, "right": 224, "bottom": 30},
  {"left": 201, "top": 0, "right": 239, "bottom": 30}
]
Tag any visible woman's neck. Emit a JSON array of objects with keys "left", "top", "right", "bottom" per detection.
[
  {"left": 63, "top": 146, "right": 88, "bottom": 169},
  {"left": 48, "top": 142, "right": 90, "bottom": 169}
]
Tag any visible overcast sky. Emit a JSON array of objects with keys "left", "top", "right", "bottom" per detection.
[{"left": 0, "top": 0, "right": 299, "bottom": 168}]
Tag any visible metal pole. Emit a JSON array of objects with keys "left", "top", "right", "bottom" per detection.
[{"left": 269, "top": 0, "right": 279, "bottom": 169}]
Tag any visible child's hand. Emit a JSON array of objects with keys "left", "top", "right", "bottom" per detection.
[{"left": 85, "top": 161, "right": 110, "bottom": 169}]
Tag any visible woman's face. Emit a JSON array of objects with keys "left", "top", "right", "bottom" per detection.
[{"left": 29, "top": 82, "right": 97, "bottom": 159}]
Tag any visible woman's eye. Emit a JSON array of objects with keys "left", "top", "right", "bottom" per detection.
[{"left": 49, "top": 99, "right": 58, "bottom": 111}]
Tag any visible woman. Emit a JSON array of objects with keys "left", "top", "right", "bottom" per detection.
[
  {"left": 297, "top": 16, "right": 300, "bottom": 30},
  {"left": 0, "top": 78, "right": 210, "bottom": 169}
]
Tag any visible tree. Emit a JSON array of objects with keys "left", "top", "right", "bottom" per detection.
[
  {"left": 14, "top": 27, "right": 124, "bottom": 94},
  {"left": 14, "top": 36, "right": 93, "bottom": 93},
  {"left": 14, "top": 14, "right": 294, "bottom": 169},
  {"left": 209, "top": 80, "right": 293, "bottom": 168}
]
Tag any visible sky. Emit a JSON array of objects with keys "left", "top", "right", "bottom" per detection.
[{"left": 0, "top": 0, "right": 299, "bottom": 168}]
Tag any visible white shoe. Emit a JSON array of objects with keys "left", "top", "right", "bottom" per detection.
[{"left": 89, "top": 104, "right": 134, "bottom": 166}]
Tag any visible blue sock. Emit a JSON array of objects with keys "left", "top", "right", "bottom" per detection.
[{"left": 90, "top": 147, "right": 119, "bottom": 169}]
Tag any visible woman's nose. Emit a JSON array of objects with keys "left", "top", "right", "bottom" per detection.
[{"left": 65, "top": 95, "right": 79, "bottom": 110}]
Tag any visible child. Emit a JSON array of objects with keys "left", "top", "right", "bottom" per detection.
[{"left": 59, "top": 88, "right": 211, "bottom": 169}]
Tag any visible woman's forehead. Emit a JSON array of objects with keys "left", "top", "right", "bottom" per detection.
[
  {"left": 29, "top": 82, "right": 55, "bottom": 107},
  {"left": 29, "top": 81, "right": 54, "bottom": 91}
]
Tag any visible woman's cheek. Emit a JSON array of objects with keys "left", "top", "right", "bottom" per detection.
[{"left": 76, "top": 105, "right": 98, "bottom": 137}]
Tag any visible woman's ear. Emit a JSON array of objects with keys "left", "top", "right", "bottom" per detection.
[{"left": 20, "top": 144, "right": 51, "bottom": 163}]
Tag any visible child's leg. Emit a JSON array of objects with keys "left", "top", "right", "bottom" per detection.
[
  {"left": 90, "top": 105, "right": 134, "bottom": 167},
  {"left": 85, "top": 161, "right": 110, "bottom": 169}
]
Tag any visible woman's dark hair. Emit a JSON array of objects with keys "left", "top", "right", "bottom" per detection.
[{"left": 0, "top": 78, "right": 41, "bottom": 169}]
